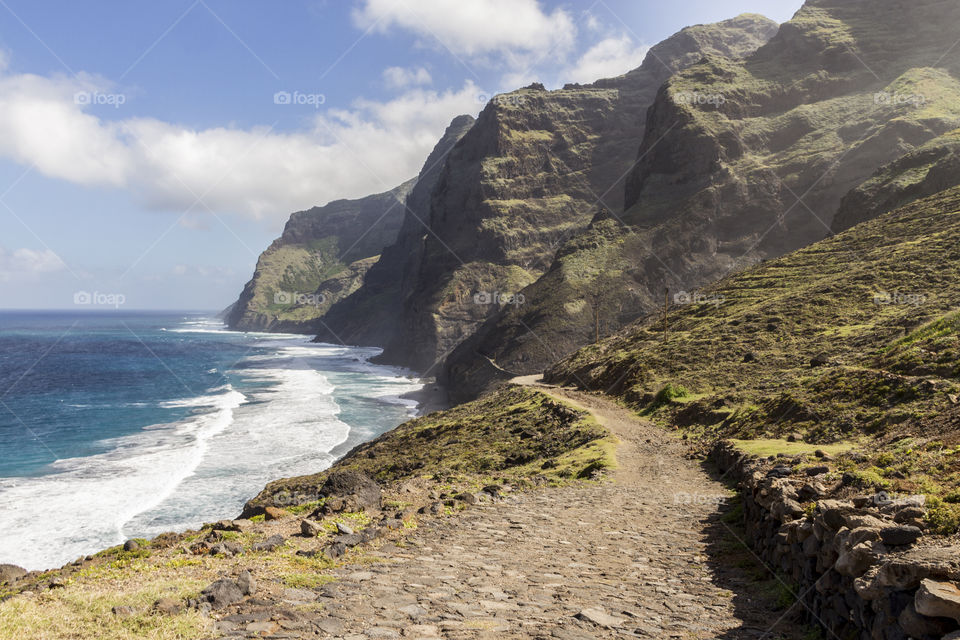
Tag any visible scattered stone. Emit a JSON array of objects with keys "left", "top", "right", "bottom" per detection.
[
  {"left": 482, "top": 484, "right": 503, "bottom": 497},
  {"left": 335, "top": 522, "right": 355, "bottom": 535},
  {"left": 0, "top": 564, "right": 27, "bottom": 584},
  {"left": 201, "top": 578, "right": 245, "bottom": 609},
  {"left": 237, "top": 570, "right": 256, "bottom": 596},
  {"left": 894, "top": 506, "right": 926, "bottom": 524},
  {"left": 766, "top": 465, "right": 792, "bottom": 479},
  {"left": 324, "top": 542, "right": 347, "bottom": 560},
  {"left": 252, "top": 534, "right": 285, "bottom": 552},
  {"left": 122, "top": 540, "right": 140, "bottom": 552},
  {"left": 333, "top": 533, "right": 364, "bottom": 547},
  {"left": 264, "top": 506, "right": 290, "bottom": 520},
  {"left": 915, "top": 578, "right": 960, "bottom": 622},
  {"left": 879, "top": 525, "right": 922, "bottom": 547},
  {"left": 153, "top": 597, "right": 181, "bottom": 615},
  {"left": 211, "top": 520, "right": 243, "bottom": 532},
  {"left": 576, "top": 607, "right": 623, "bottom": 628},
  {"left": 455, "top": 492, "right": 479, "bottom": 505},
  {"left": 804, "top": 465, "right": 829, "bottom": 476},
  {"left": 301, "top": 519, "right": 322, "bottom": 537}
]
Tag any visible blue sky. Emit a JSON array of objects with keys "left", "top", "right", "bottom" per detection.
[{"left": 0, "top": 0, "right": 803, "bottom": 310}]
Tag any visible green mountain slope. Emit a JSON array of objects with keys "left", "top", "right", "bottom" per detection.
[
  {"left": 547, "top": 185, "right": 960, "bottom": 452},
  {"left": 447, "top": 0, "right": 960, "bottom": 402}
]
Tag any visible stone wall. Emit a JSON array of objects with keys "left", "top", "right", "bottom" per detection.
[{"left": 712, "top": 441, "right": 960, "bottom": 640}]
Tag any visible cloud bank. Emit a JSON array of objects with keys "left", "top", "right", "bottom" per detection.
[{"left": 0, "top": 68, "right": 482, "bottom": 224}]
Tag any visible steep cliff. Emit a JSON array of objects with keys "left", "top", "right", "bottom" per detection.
[
  {"left": 326, "top": 14, "right": 779, "bottom": 376},
  {"left": 225, "top": 181, "right": 414, "bottom": 333},
  {"left": 313, "top": 115, "right": 476, "bottom": 346},
  {"left": 445, "top": 0, "right": 960, "bottom": 401}
]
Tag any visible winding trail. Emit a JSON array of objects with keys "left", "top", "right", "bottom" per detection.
[{"left": 223, "top": 379, "right": 801, "bottom": 639}]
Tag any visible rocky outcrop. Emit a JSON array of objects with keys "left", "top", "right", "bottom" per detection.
[
  {"left": 446, "top": 0, "right": 960, "bottom": 401},
  {"left": 225, "top": 179, "right": 414, "bottom": 333},
  {"left": 833, "top": 128, "right": 960, "bottom": 232},
  {"left": 713, "top": 441, "right": 960, "bottom": 639},
  {"left": 324, "top": 14, "right": 778, "bottom": 376}
]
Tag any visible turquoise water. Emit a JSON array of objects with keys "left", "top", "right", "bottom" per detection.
[{"left": 0, "top": 311, "right": 422, "bottom": 570}]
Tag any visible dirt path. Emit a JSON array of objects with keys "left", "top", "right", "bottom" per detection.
[{"left": 219, "top": 380, "right": 800, "bottom": 639}]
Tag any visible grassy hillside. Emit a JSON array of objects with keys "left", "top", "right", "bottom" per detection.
[{"left": 547, "top": 186, "right": 960, "bottom": 519}]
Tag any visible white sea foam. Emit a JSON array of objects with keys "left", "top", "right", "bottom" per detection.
[
  {"left": 0, "top": 328, "right": 423, "bottom": 570},
  {"left": 0, "top": 387, "right": 246, "bottom": 570}
]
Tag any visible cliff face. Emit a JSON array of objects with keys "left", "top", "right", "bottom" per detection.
[
  {"left": 225, "top": 181, "right": 414, "bottom": 333},
  {"left": 444, "top": 0, "right": 960, "bottom": 401},
  {"left": 325, "top": 14, "right": 778, "bottom": 375},
  {"left": 313, "top": 115, "right": 475, "bottom": 346}
]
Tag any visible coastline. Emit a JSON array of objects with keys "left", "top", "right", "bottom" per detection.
[
  {"left": 402, "top": 377, "right": 449, "bottom": 416},
  {"left": 0, "top": 319, "right": 438, "bottom": 574}
]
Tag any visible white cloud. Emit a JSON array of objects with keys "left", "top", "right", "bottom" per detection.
[
  {"left": 0, "top": 68, "right": 482, "bottom": 224},
  {"left": 0, "top": 247, "right": 66, "bottom": 281},
  {"left": 383, "top": 66, "right": 433, "bottom": 89},
  {"left": 562, "top": 35, "right": 649, "bottom": 84},
  {"left": 353, "top": 0, "right": 575, "bottom": 59}
]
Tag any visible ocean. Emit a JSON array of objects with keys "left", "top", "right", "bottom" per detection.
[{"left": 0, "top": 311, "right": 423, "bottom": 570}]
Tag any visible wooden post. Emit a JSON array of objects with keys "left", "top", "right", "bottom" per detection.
[{"left": 663, "top": 287, "right": 669, "bottom": 341}]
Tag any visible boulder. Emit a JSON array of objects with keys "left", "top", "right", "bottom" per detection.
[
  {"left": 264, "top": 507, "right": 290, "bottom": 520},
  {"left": 301, "top": 519, "right": 322, "bottom": 537},
  {"left": 0, "top": 564, "right": 27, "bottom": 584},
  {"left": 211, "top": 520, "right": 243, "bottom": 532},
  {"left": 122, "top": 540, "right": 140, "bottom": 552},
  {"left": 915, "top": 578, "right": 960, "bottom": 622},
  {"left": 201, "top": 579, "right": 244, "bottom": 609},
  {"left": 320, "top": 470, "right": 381, "bottom": 512},
  {"left": 251, "top": 534, "right": 285, "bottom": 552},
  {"left": 879, "top": 525, "right": 922, "bottom": 547}
]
